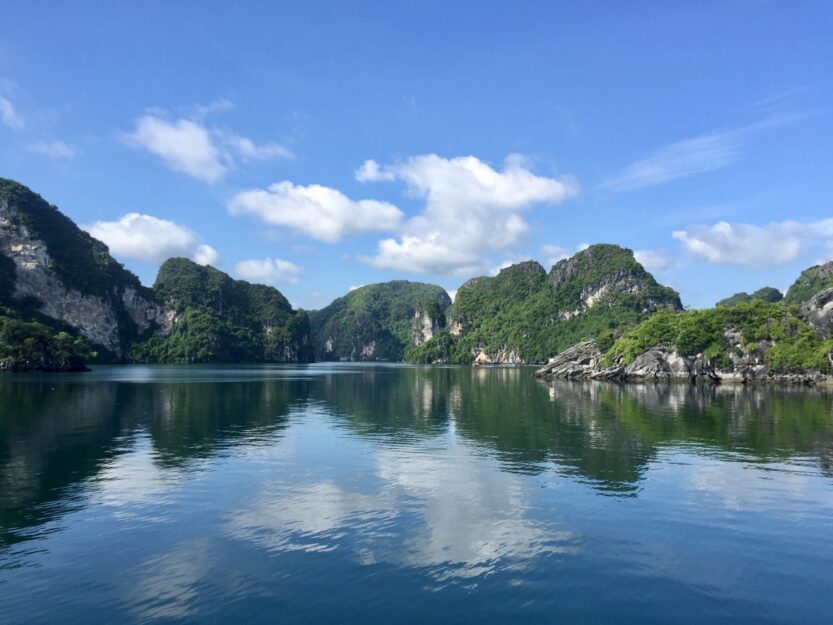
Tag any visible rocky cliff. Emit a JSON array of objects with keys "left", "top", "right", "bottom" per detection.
[
  {"left": 0, "top": 178, "right": 170, "bottom": 361},
  {"left": 0, "top": 178, "right": 314, "bottom": 369},
  {"left": 407, "top": 244, "right": 682, "bottom": 364},
  {"left": 131, "top": 258, "right": 313, "bottom": 364},
  {"left": 536, "top": 280, "right": 833, "bottom": 385},
  {"left": 310, "top": 281, "right": 451, "bottom": 361}
]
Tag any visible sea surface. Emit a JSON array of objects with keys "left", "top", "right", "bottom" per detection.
[{"left": 0, "top": 364, "right": 831, "bottom": 624}]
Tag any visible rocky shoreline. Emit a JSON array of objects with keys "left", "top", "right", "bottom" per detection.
[
  {"left": 0, "top": 355, "right": 89, "bottom": 373},
  {"left": 534, "top": 339, "right": 833, "bottom": 386}
]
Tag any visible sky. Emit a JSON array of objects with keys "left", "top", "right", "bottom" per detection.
[{"left": 0, "top": 1, "right": 831, "bottom": 309}]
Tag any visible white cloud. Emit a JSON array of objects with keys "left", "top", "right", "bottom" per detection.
[
  {"left": 604, "top": 131, "right": 741, "bottom": 192},
  {"left": 634, "top": 249, "right": 673, "bottom": 271},
  {"left": 359, "top": 154, "right": 578, "bottom": 276},
  {"left": 355, "top": 159, "right": 395, "bottom": 182},
  {"left": 83, "top": 213, "right": 218, "bottom": 265},
  {"left": 192, "top": 244, "right": 220, "bottom": 266},
  {"left": 228, "top": 181, "right": 403, "bottom": 242},
  {"left": 540, "top": 243, "right": 596, "bottom": 268},
  {"left": 27, "top": 140, "right": 76, "bottom": 159},
  {"left": 220, "top": 131, "right": 293, "bottom": 161},
  {"left": 124, "top": 115, "right": 226, "bottom": 183},
  {"left": 448, "top": 289, "right": 458, "bottom": 302},
  {"left": 348, "top": 284, "right": 364, "bottom": 292},
  {"left": 603, "top": 116, "right": 801, "bottom": 192},
  {"left": 235, "top": 257, "right": 302, "bottom": 285},
  {"left": 672, "top": 220, "right": 814, "bottom": 268},
  {"left": 0, "top": 96, "right": 23, "bottom": 130},
  {"left": 123, "top": 107, "right": 291, "bottom": 183},
  {"left": 541, "top": 244, "right": 570, "bottom": 267}
]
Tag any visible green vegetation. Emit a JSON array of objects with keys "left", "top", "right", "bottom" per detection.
[
  {"left": 407, "top": 245, "right": 682, "bottom": 363},
  {"left": 602, "top": 300, "right": 833, "bottom": 373},
  {"left": 717, "top": 286, "right": 783, "bottom": 307},
  {"left": 310, "top": 281, "right": 451, "bottom": 361},
  {"left": 785, "top": 262, "right": 833, "bottom": 305},
  {"left": 131, "top": 258, "right": 312, "bottom": 364},
  {"left": 0, "top": 314, "right": 91, "bottom": 371}
]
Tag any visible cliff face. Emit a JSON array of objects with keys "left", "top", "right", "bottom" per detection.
[
  {"left": 536, "top": 287, "right": 833, "bottom": 386},
  {"left": 0, "top": 179, "right": 169, "bottom": 360},
  {"left": 407, "top": 245, "right": 682, "bottom": 364},
  {"left": 131, "top": 258, "right": 313, "bottom": 364},
  {"left": 0, "top": 179, "right": 314, "bottom": 369},
  {"left": 310, "top": 281, "right": 451, "bottom": 361},
  {"left": 411, "top": 299, "right": 447, "bottom": 347}
]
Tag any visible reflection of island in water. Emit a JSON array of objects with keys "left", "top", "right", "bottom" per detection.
[
  {"left": 314, "top": 367, "right": 833, "bottom": 489},
  {"left": 2, "top": 366, "right": 833, "bottom": 549}
]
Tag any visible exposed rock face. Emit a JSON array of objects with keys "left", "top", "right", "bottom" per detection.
[
  {"left": 535, "top": 339, "right": 830, "bottom": 386},
  {"left": 411, "top": 300, "right": 446, "bottom": 347},
  {"left": 800, "top": 287, "right": 833, "bottom": 338},
  {"left": 533, "top": 340, "right": 603, "bottom": 378},
  {"left": 0, "top": 182, "right": 170, "bottom": 358}
]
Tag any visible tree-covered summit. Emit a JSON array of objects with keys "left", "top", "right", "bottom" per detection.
[
  {"left": 716, "top": 287, "right": 784, "bottom": 307},
  {"left": 310, "top": 281, "right": 451, "bottom": 361},
  {"left": 132, "top": 258, "right": 312, "bottom": 364},
  {"left": 407, "top": 244, "right": 682, "bottom": 364}
]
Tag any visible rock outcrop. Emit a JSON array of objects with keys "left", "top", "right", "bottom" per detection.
[
  {"left": 0, "top": 178, "right": 170, "bottom": 359},
  {"left": 535, "top": 339, "right": 830, "bottom": 385},
  {"left": 411, "top": 299, "right": 446, "bottom": 347},
  {"left": 536, "top": 299, "right": 833, "bottom": 386},
  {"left": 800, "top": 287, "right": 833, "bottom": 338}
]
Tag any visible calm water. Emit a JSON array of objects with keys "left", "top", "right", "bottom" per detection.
[{"left": 1, "top": 364, "right": 832, "bottom": 624}]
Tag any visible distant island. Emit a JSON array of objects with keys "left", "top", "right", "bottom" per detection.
[{"left": 2, "top": 177, "right": 833, "bottom": 384}]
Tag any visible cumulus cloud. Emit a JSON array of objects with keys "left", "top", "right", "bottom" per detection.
[
  {"left": 228, "top": 181, "right": 403, "bottom": 242},
  {"left": 671, "top": 219, "right": 833, "bottom": 268},
  {"left": 355, "top": 159, "right": 395, "bottom": 182},
  {"left": 26, "top": 140, "right": 76, "bottom": 159},
  {"left": 123, "top": 107, "right": 292, "bottom": 183},
  {"left": 634, "top": 249, "right": 673, "bottom": 271},
  {"left": 124, "top": 116, "right": 226, "bottom": 183},
  {"left": 359, "top": 154, "right": 578, "bottom": 276},
  {"left": 0, "top": 96, "right": 23, "bottom": 130},
  {"left": 192, "top": 244, "right": 220, "bottom": 266},
  {"left": 235, "top": 258, "right": 302, "bottom": 285},
  {"left": 83, "top": 213, "right": 218, "bottom": 265}
]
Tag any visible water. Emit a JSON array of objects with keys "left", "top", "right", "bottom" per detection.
[{"left": 1, "top": 364, "right": 832, "bottom": 624}]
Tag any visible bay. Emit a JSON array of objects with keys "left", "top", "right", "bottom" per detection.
[{"left": 1, "top": 364, "right": 831, "bottom": 624}]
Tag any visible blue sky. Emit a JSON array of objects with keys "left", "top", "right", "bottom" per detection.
[{"left": 0, "top": 1, "right": 830, "bottom": 309}]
